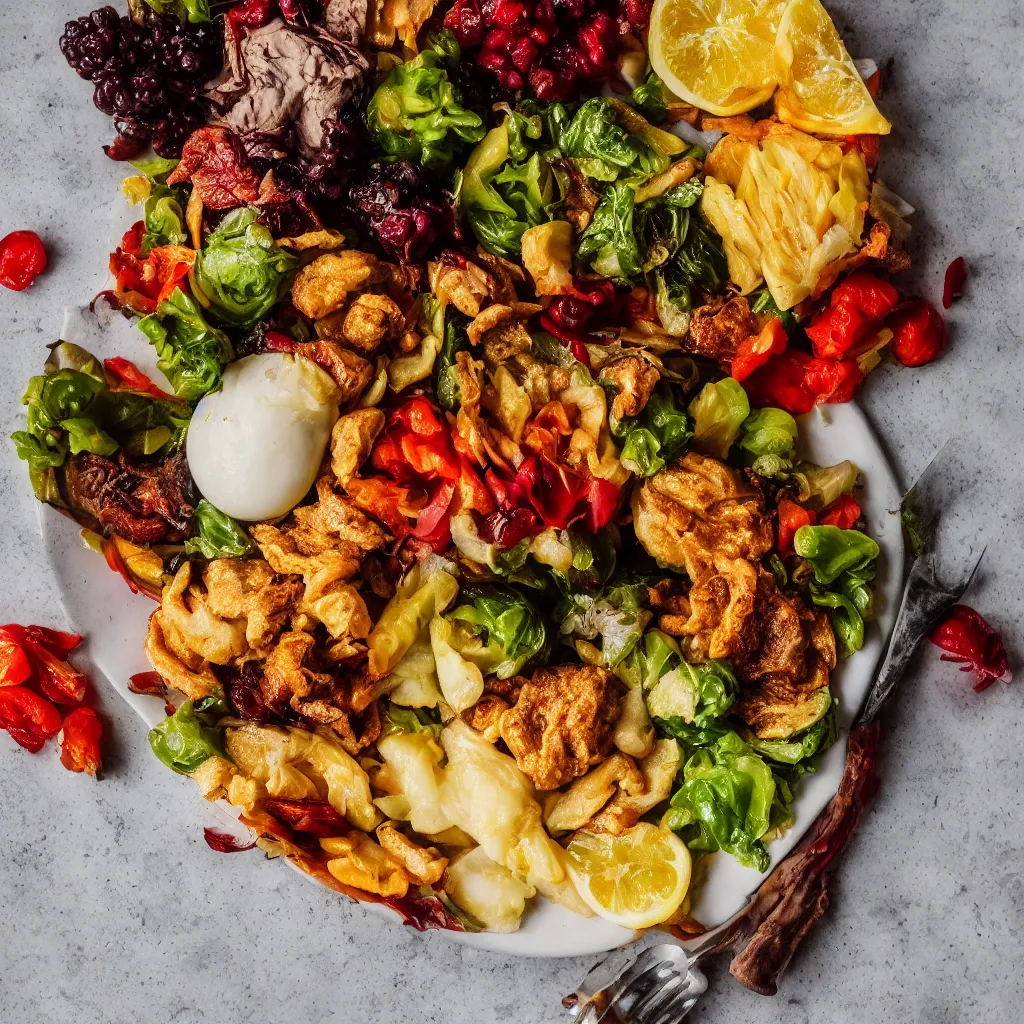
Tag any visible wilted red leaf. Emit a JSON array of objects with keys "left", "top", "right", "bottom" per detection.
[
  {"left": 382, "top": 892, "right": 468, "bottom": 932},
  {"left": 168, "top": 127, "right": 262, "bottom": 211},
  {"left": 204, "top": 826, "right": 258, "bottom": 853},
  {"left": 264, "top": 798, "right": 347, "bottom": 837}
]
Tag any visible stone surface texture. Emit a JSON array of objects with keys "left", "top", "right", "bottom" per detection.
[{"left": 0, "top": 1, "right": 1022, "bottom": 1022}]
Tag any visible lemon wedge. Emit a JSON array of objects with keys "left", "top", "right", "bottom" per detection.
[
  {"left": 648, "top": 0, "right": 790, "bottom": 116},
  {"left": 774, "top": 0, "right": 891, "bottom": 135},
  {"left": 565, "top": 823, "right": 692, "bottom": 929}
]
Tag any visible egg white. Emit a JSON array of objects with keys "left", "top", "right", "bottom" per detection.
[{"left": 186, "top": 353, "right": 340, "bottom": 521}]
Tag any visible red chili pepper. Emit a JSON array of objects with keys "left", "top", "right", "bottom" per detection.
[
  {"left": 59, "top": 707, "right": 103, "bottom": 775},
  {"left": 929, "top": 605, "right": 1011, "bottom": 692},
  {"left": 568, "top": 338, "right": 591, "bottom": 366},
  {"left": 17, "top": 625, "right": 83, "bottom": 655},
  {"left": 586, "top": 478, "right": 621, "bottom": 533},
  {"left": 0, "top": 230, "right": 47, "bottom": 291},
  {"left": 264, "top": 330, "right": 298, "bottom": 353},
  {"left": 942, "top": 256, "right": 968, "bottom": 309},
  {"left": 479, "top": 507, "right": 538, "bottom": 547},
  {"left": 744, "top": 351, "right": 817, "bottom": 415},
  {"left": 819, "top": 494, "right": 862, "bottom": 530},
  {"left": 109, "top": 226, "right": 195, "bottom": 316},
  {"left": 103, "top": 357, "right": 179, "bottom": 402},
  {"left": 264, "top": 798, "right": 347, "bottom": 837},
  {"left": 806, "top": 272, "right": 899, "bottom": 360},
  {"left": 413, "top": 480, "right": 457, "bottom": 541},
  {"left": 0, "top": 685, "right": 62, "bottom": 753},
  {"left": 102, "top": 537, "right": 162, "bottom": 602},
  {"left": 128, "top": 671, "right": 165, "bottom": 697},
  {"left": 22, "top": 637, "right": 88, "bottom": 705},
  {"left": 777, "top": 498, "right": 816, "bottom": 557},
  {"left": 802, "top": 357, "right": 865, "bottom": 404},
  {"left": 731, "top": 318, "right": 788, "bottom": 382},
  {"left": 888, "top": 298, "right": 947, "bottom": 367},
  {"left": 515, "top": 455, "right": 587, "bottom": 531},
  {"left": 0, "top": 628, "right": 32, "bottom": 686}
]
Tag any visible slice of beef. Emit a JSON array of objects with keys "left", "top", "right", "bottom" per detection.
[{"left": 64, "top": 449, "right": 196, "bottom": 545}]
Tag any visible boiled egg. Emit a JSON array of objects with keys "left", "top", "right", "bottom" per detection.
[{"left": 187, "top": 353, "right": 340, "bottom": 521}]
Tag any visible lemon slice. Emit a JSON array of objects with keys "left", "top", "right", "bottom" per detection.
[
  {"left": 648, "top": 0, "right": 790, "bottom": 116},
  {"left": 565, "top": 823, "right": 692, "bottom": 929},
  {"left": 774, "top": 0, "right": 891, "bottom": 135}
]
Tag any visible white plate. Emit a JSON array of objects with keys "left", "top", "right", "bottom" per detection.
[{"left": 38, "top": 308, "right": 903, "bottom": 958}]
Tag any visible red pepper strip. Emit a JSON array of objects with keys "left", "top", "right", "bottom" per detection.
[
  {"left": 264, "top": 798, "right": 348, "bottom": 837},
  {"left": 865, "top": 70, "right": 881, "bottom": 97},
  {"left": 819, "top": 494, "right": 862, "bottom": 530},
  {"left": 128, "top": 671, "right": 165, "bottom": 697},
  {"left": 264, "top": 330, "right": 298, "bottom": 352},
  {"left": 0, "top": 629, "right": 32, "bottom": 686},
  {"left": 569, "top": 338, "right": 591, "bottom": 366},
  {"left": 942, "top": 257, "right": 968, "bottom": 309},
  {"left": 59, "top": 707, "right": 103, "bottom": 775},
  {"left": 802, "top": 357, "right": 865, "bottom": 405},
  {"left": 777, "top": 498, "right": 816, "bottom": 557},
  {"left": 110, "top": 240, "right": 195, "bottom": 316},
  {"left": 457, "top": 455, "right": 495, "bottom": 516},
  {"left": 887, "top": 298, "right": 947, "bottom": 367},
  {"left": 102, "top": 538, "right": 162, "bottom": 602},
  {"left": 929, "top": 605, "right": 1011, "bottom": 692},
  {"left": 744, "top": 351, "right": 817, "bottom": 415},
  {"left": 22, "top": 638, "right": 88, "bottom": 704},
  {"left": 806, "top": 272, "right": 899, "bottom": 360},
  {"left": 103, "top": 357, "right": 179, "bottom": 402},
  {"left": 515, "top": 455, "right": 587, "bottom": 531},
  {"left": 480, "top": 507, "right": 539, "bottom": 547},
  {"left": 732, "top": 318, "right": 788, "bottom": 382},
  {"left": 18, "top": 625, "right": 83, "bottom": 655},
  {"left": 413, "top": 481, "right": 457, "bottom": 540},
  {"left": 0, "top": 685, "right": 62, "bottom": 753},
  {"left": 587, "top": 478, "right": 621, "bottom": 533}
]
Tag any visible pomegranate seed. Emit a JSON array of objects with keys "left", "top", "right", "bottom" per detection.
[
  {"left": 510, "top": 35, "right": 539, "bottom": 72},
  {"left": 485, "top": 27, "right": 515, "bottom": 50},
  {"left": 530, "top": 25, "right": 550, "bottom": 43}
]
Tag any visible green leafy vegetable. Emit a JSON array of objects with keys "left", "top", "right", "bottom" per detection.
[
  {"left": 460, "top": 113, "right": 554, "bottom": 259},
  {"left": 381, "top": 702, "right": 444, "bottom": 739},
  {"left": 184, "top": 499, "right": 256, "bottom": 559},
  {"left": 560, "top": 583, "right": 651, "bottom": 669},
  {"left": 447, "top": 586, "right": 548, "bottom": 679},
  {"left": 137, "top": 287, "right": 233, "bottom": 401},
  {"left": 367, "top": 31, "right": 484, "bottom": 171},
  {"left": 648, "top": 658, "right": 738, "bottom": 732},
  {"left": 435, "top": 309, "right": 469, "bottom": 411},
  {"left": 791, "top": 460, "right": 859, "bottom": 507},
  {"left": 627, "top": 70, "right": 669, "bottom": 124},
  {"left": 576, "top": 182, "right": 642, "bottom": 282},
  {"left": 148, "top": 700, "right": 226, "bottom": 775},
  {"left": 665, "top": 730, "right": 776, "bottom": 872},
  {"left": 613, "top": 384, "right": 693, "bottom": 477},
  {"left": 749, "top": 699, "right": 839, "bottom": 765},
  {"left": 794, "top": 526, "right": 879, "bottom": 586},
  {"left": 738, "top": 407, "right": 798, "bottom": 477},
  {"left": 138, "top": 0, "right": 210, "bottom": 21},
  {"left": 193, "top": 207, "right": 297, "bottom": 328},
  {"left": 751, "top": 287, "right": 798, "bottom": 333},
  {"left": 688, "top": 377, "right": 750, "bottom": 458}
]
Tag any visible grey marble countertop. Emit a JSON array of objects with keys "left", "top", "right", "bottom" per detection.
[{"left": 1, "top": 1, "right": 1022, "bottom": 1021}]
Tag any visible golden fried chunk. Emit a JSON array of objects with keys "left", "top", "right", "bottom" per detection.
[
  {"left": 157, "top": 561, "right": 248, "bottom": 665},
  {"left": 543, "top": 753, "right": 644, "bottom": 833},
  {"left": 521, "top": 222, "right": 574, "bottom": 296},
  {"left": 375, "top": 822, "right": 448, "bottom": 884},
  {"left": 601, "top": 354, "right": 661, "bottom": 421},
  {"left": 499, "top": 664, "right": 623, "bottom": 791},
  {"left": 144, "top": 613, "right": 221, "bottom": 701},
  {"left": 464, "top": 692, "right": 510, "bottom": 743},
  {"left": 589, "top": 739, "right": 682, "bottom": 835},
  {"left": 687, "top": 296, "right": 759, "bottom": 366},
  {"left": 291, "top": 251, "right": 387, "bottom": 319},
  {"left": 341, "top": 293, "right": 405, "bottom": 352},
  {"left": 322, "top": 833, "right": 411, "bottom": 898},
  {"left": 368, "top": 0, "right": 438, "bottom": 50},
  {"left": 262, "top": 629, "right": 329, "bottom": 709},
  {"left": 275, "top": 228, "right": 346, "bottom": 251},
  {"left": 473, "top": 247, "right": 526, "bottom": 305},
  {"left": 468, "top": 302, "right": 543, "bottom": 347},
  {"left": 300, "top": 341, "right": 373, "bottom": 403},
  {"left": 632, "top": 453, "right": 773, "bottom": 580},
  {"left": 202, "top": 558, "right": 303, "bottom": 650},
  {"left": 428, "top": 257, "right": 491, "bottom": 316},
  {"left": 331, "top": 408, "right": 385, "bottom": 486}
]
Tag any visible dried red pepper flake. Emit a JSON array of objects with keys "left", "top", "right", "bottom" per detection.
[
  {"left": 0, "top": 685, "right": 62, "bottom": 753},
  {"left": 128, "top": 671, "right": 165, "bottom": 697},
  {"left": 264, "top": 798, "right": 348, "bottom": 837},
  {"left": 24, "top": 638, "right": 88, "bottom": 705},
  {"left": 929, "top": 605, "right": 1011, "bottom": 693},
  {"left": 103, "top": 357, "right": 178, "bottom": 402},
  {"left": 744, "top": 351, "right": 816, "bottom": 415},
  {"left": 383, "top": 892, "right": 467, "bottom": 932},
  {"left": 204, "top": 826, "right": 258, "bottom": 853},
  {"left": 819, "top": 494, "right": 862, "bottom": 530},
  {"left": 806, "top": 271, "right": 899, "bottom": 361},
  {"left": 59, "top": 707, "right": 103, "bottom": 775},
  {"left": 942, "top": 256, "right": 968, "bottom": 309},
  {"left": 0, "top": 630, "right": 32, "bottom": 686},
  {"left": 0, "top": 230, "right": 47, "bottom": 291}
]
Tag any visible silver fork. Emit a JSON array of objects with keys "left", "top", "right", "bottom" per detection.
[{"left": 565, "top": 437, "right": 986, "bottom": 1024}]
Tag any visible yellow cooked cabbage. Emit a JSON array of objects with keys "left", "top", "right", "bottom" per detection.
[
  {"left": 700, "top": 128, "right": 869, "bottom": 309},
  {"left": 444, "top": 846, "right": 535, "bottom": 932}
]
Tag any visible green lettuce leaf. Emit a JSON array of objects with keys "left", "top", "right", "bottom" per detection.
[
  {"left": 184, "top": 499, "right": 256, "bottom": 559},
  {"left": 447, "top": 585, "right": 548, "bottom": 679},
  {"left": 560, "top": 582, "right": 650, "bottom": 669},
  {"left": 739, "top": 407, "right": 798, "bottom": 477},
  {"left": 436, "top": 309, "right": 469, "bottom": 411},
  {"left": 627, "top": 70, "right": 669, "bottom": 124},
  {"left": 138, "top": 0, "right": 210, "bottom": 22},
  {"left": 367, "top": 31, "right": 484, "bottom": 171},
  {"left": 148, "top": 700, "right": 226, "bottom": 775},
  {"left": 381, "top": 702, "right": 444, "bottom": 739},
  {"left": 688, "top": 377, "right": 750, "bottom": 458},
  {"left": 193, "top": 207, "right": 297, "bottom": 328},
  {"left": 612, "top": 384, "right": 693, "bottom": 477},
  {"left": 793, "top": 525, "right": 879, "bottom": 586},
  {"left": 137, "top": 287, "right": 233, "bottom": 401},
  {"left": 576, "top": 182, "right": 642, "bottom": 283}
]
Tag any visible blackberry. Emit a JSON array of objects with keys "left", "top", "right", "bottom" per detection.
[{"left": 59, "top": 6, "right": 223, "bottom": 159}]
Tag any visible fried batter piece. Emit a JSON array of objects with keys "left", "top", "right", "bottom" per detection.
[
  {"left": 499, "top": 664, "right": 623, "bottom": 791},
  {"left": 299, "top": 340, "right": 373, "bottom": 402},
  {"left": 601, "top": 354, "right": 661, "bottom": 421},
  {"left": 687, "top": 296, "right": 759, "bottom": 366},
  {"left": 203, "top": 558, "right": 304, "bottom": 650},
  {"left": 631, "top": 453, "right": 773, "bottom": 580},
  {"left": 427, "top": 257, "right": 492, "bottom": 316},
  {"left": 375, "top": 822, "right": 447, "bottom": 884},
  {"left": 331, "top": 408, "right": 386, "bottom": 486},
  {"left": 468, "top": 301, "right": 543, "bottom": 347},
  {"left": 291, "top": 251, "right": 387, "bottom": 319},
  {"left": 340, "top": 293, "right": 405, "bottom": 352}
]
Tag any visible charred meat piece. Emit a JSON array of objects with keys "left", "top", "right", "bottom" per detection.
[
  {"left": 64, "top": 449, "right": 196, "bottom": 544},
  {"left": 499, "top": 664, "right": 623, "bottom": 791}
]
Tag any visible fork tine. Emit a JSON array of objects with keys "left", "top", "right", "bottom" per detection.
[
  {"left": 628, "top": 973, "right": 685, "bottom": 1021},
  {"left": 646, "top": 988, "right": 702, "bottom": 1024},
  {"left": 595, "top": 955, "right": 679, "bottom": 1023}
]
